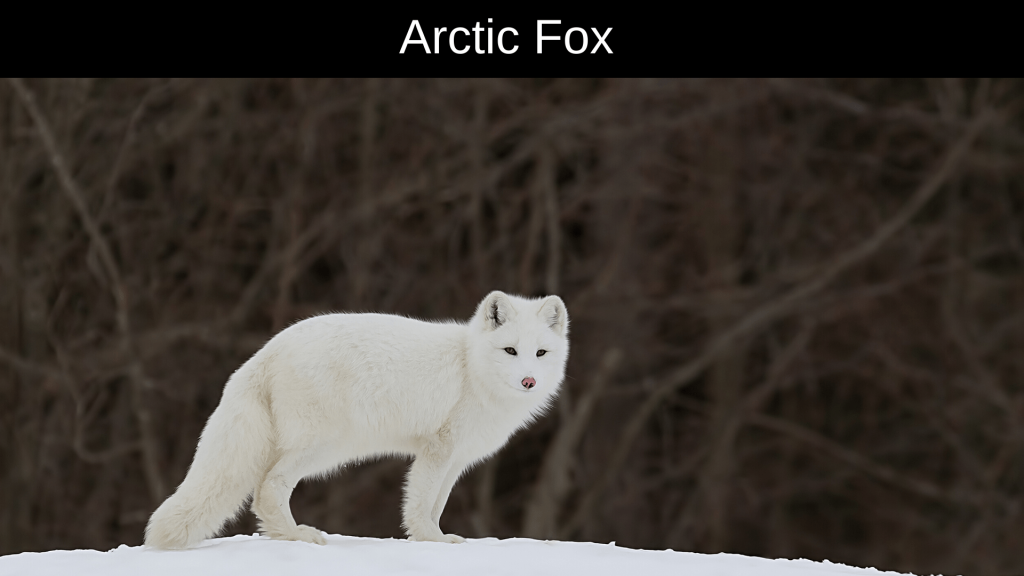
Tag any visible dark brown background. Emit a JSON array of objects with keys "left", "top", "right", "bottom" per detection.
[{"left": 1, "top": 78, "right": 1022, "bottom": 575}]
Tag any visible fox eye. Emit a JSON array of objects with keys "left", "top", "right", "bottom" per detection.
[
  {"left": 536, "top": 350, "right": 547, "bottom": 357},
  {"left": 504, "top": 347, "right": 517, "bottom": 356}
]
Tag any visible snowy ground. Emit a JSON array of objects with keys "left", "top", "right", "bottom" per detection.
[{"left": 1, "top": 533, "right": 915, "bottom": 576}]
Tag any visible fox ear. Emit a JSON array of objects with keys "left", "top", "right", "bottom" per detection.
[
  {"left": 538, "top": 296, "right": 569, "bottom": 336},
  {"left": 478, "top": 291, "right": 515, "bottom": 331}
]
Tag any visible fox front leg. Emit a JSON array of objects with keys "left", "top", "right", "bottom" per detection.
[
  {"left": 430, "top": 461, "right": 467, "bottom": 535},
  {"left": 403, "top": 438, "right": 465, "bottom": 543}
]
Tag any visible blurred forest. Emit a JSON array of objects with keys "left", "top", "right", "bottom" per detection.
[{"left": 1, "top": 78, "right": 1023, "bottom": 575}]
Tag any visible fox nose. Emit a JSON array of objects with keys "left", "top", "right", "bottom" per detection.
[{"left": 522, "top": 377, "right": 536, "bottom": 389}]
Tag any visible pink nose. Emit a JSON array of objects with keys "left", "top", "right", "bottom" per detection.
[{"left": 522, "top": 377, "right": 536, "bottom": 389}]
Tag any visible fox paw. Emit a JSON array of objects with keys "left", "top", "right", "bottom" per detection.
[
  {"left": 265, "top": 524, "right": 326, "bottom": 545},
  {"left": 409, "top": 532, "right": 466, "bottom": 544}
]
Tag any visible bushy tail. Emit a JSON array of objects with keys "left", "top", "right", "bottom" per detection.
[{"left": 145, "top": 365, "right": 274, "bottom": 549}]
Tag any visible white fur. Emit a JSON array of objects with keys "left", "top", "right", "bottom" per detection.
[{"left": 145, "top": 291, "right": 569, "bottom": 548}]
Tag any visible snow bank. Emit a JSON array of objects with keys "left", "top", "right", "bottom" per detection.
[{"left": 0, "top": 534, "right": 914, "bottom": 576}]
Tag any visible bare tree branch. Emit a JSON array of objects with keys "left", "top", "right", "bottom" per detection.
[
  {"left": 8, "top": 78, "right": 167, "bottom": 504},
  {"left": 523, "top": 347, "right": 622, "bottom": 539},
  {"left": 747, "top": 413, "right": 963, "bottom": 502},
  {"left": 0, "top": 344, "right": 61, "bottom": 379},
  {"left": 560, "top": 109, "right": 992, "bottom": 537}
]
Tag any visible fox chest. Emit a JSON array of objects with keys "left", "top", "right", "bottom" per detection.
[{"left": 450, "top": 403, "right": 533, "bottom": 461}]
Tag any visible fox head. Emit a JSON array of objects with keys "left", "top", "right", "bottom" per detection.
[{"left": 468, "top": 290, "right": 569, "bottom": 401}]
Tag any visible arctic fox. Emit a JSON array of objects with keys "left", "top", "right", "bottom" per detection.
[{"left": 145, "top": 290, "right": 569, "bottom": 548}]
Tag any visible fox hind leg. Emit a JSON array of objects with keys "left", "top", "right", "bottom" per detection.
[{"left": 252, "top": 456, "right": 326, "bottom": 545}]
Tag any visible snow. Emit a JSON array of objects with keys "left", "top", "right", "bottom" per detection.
[{"left": 0, "top": 534, "right": 915, "bottom": 576}]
